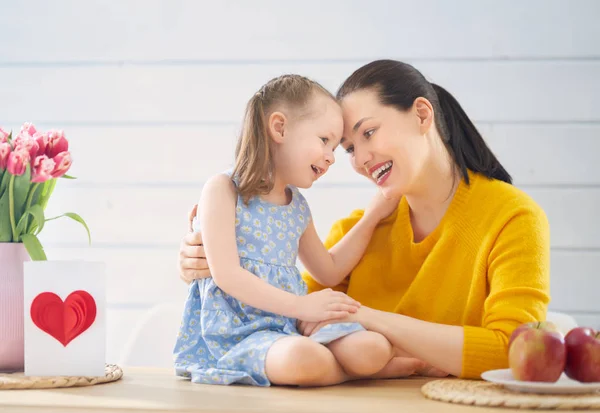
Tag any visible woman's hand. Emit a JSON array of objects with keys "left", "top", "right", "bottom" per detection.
[
  {"left": 178, "top": 204, "right": 212, "bottom": 284},
  {"left": 391, "top": 347, "right": 450, "bottom": 378},
  {"left": 297, "top": 320, "right": 329, "bottom": 337}
]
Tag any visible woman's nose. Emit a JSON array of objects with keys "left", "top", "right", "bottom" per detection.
[{"left": 352, "top": 145, "right": 371, "bottom": 169}]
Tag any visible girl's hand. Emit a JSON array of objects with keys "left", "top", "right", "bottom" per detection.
[
  {"left": 294, "top": 289, "right": 360, "bottom": 322},
  {"left": 297, "top": 310, "right": 361, "bottom": 336},
  {"left": 364, "top": 190, "right": 399, "bottom": 222}
]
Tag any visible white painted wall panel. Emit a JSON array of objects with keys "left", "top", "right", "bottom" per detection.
[
  {"left": 1, "top": 62, "right": 599, "bottom": 124},
  {"left": 2, "top": 0, "right": 598, "bottom": 61}
]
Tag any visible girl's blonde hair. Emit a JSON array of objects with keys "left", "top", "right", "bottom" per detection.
[{"left": 233, "top": 74, "right": 335, "bottom": 204}]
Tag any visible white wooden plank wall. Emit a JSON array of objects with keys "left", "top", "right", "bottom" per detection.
[{"left": 1, "top": 0, "right": 599, "bottom": 364}]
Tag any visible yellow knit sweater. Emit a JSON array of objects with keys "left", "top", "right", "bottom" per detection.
[{"left": 303, "top": 171, "right": 551, "bottom": 378}]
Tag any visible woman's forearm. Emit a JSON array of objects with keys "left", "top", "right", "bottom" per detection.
[{"left": 358, "top": 307, "right": 464, "bottom": 377}]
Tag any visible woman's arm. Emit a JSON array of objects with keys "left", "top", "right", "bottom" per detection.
[
  {"left": 354, "top": 308, "right": 464, "bottom": 376},
  {"left": 353, "top": 207, "right": 551, "bottom": 378},
  {"left": 299, "top": 191, "right": 398, "bottom": 287},
  {"left": 200, "top": 174, "right": 360, "bottom": 321}
]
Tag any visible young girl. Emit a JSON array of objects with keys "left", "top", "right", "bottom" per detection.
[{"left": 174, "top": 75, "right": 398, "bottom": 387}]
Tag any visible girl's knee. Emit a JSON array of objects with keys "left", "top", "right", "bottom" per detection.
[
  {"left": 266, "top": 337, "right": 335, "bottom": 386},
  {"left": 348, "top": 331, "right": 393, "bottom": 361},
  {"left": 334, "top": 331, "right": 393, "bottom": 377}
]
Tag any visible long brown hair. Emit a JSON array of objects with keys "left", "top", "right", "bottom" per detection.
[
  {"left": 233, "top": 74, "right": 334, "bottom": 204},
  {"left": 337, "top": 60, "right": 511, "bottom": 185}
]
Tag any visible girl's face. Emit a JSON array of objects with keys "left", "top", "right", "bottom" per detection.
[
  {"left": 339, "top": 88, "right": 432, "bottom": 199},
  {"left": 270, "top": 93, "right": 343, "bottom": 189}
]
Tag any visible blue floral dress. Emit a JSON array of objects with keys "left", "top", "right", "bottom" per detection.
[{"left": 173, "top": 173, "right": 364, "bottom": 386}]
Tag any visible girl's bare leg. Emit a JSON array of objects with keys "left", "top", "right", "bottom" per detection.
[
  {"left": 326, "top": 331, "right": 394, "bottom": 377},
  {"left": 265, "top": 336, "right": 350, "bottom": 387}
]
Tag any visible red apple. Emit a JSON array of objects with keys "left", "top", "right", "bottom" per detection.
[
  {"left": 508, "top": 322, "right": 566, "bottom": 382},
  {"left": 509, "top": 321, "right": 560, "bottom": 348},
  {"left": 564, "top": 327, "right": 600, "bottom": 382}
]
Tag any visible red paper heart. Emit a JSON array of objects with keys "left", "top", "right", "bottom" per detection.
[{"left": 30, "top": 290, "right": 97, "bottom": 346}]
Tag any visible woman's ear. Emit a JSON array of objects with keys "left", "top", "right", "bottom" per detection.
[
  {"left": 268, "top": 111, "right": 286, "bottom": 143},
  {"left": 414, "top": 97, "right": 434, "bottom": 134}
]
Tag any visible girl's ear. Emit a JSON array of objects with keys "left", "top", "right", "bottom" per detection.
[
  {"left": 268, "top": 111, "right": 286, "bottom": 143},
  {"left": 414, "top": 97, "right": 434, "bottom": 135}
]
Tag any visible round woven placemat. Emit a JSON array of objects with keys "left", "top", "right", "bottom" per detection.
[
  {"left": 0, "top": 364, "right": 123, "bottom": 390},
  {"left": 422, "top": 379, "right": 600, "bottom": 410}
]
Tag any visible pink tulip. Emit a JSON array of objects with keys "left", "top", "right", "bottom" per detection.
[
  {"left": 20, "top": 122, "right": 38, "bottom": 138},
  {"left": 0, "top": 142, "right": 11, "bottom": 170},
  {"left": 7, "top": 149, "right": 29, "bottom": 176},
  {"left": 45, "top": 130, "right": 69, "bottom": 158},
  {"left": 51, "top": 151, "right": 72, "bottom": 178},
  {"left": 31, "top": 155, "right": 56, "bottom": 183},
  {"left": 34, "top": 132, "right": 47, "bottom": 156},
  {"left": 0, "top": 127, "right": 9, "bottom": 143},
  {"left": 13, "top": 135, "right": 40, "bottom": 160}
]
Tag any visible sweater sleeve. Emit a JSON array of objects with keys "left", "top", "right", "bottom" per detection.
[
  {"left": 302, "top": 209, "right": 365, "bottom": 294},
  {"left": 461, "top": 206, "right": 551, "bottom": 378}
]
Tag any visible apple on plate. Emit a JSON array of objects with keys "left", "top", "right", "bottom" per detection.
[
  {"left": 564, "top": 327, "right": 600, "bottom": 383},
  {"left": 508, "top": 321, "right": 561, "bottom": 348},
  {"left": 508, "top": 321, "right": 566, "bottom": 382}
]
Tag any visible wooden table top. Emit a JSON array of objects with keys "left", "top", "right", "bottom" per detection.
[{"left": 0, "top": 367, "right": 570, "bottom": 413}]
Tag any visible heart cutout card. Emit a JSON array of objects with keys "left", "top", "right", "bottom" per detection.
[{"left": 24, "top": 261, "right": 106, "bottom": 377}]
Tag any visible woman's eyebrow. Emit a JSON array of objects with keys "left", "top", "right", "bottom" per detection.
[{"left": 353, "top": 117, "right": 373, "bottom": 132}]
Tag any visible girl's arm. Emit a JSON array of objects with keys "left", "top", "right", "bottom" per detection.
[
  {"left": 298, "top": 191, "right": 397, "bottom": 287},
  {"left": 298, "top": 218, "right": 378, "bottom": 287},
  {"left": 200, "top": 174, "right": 360, "bottom": 321}
]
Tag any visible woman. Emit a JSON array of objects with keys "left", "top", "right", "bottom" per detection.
[{"left": 178, "top": 60, "right": 550, "bottom": 379}]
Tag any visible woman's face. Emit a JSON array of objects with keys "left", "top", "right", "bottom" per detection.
[{"left": 339, "top": 88, "right": 431, "bottom": 199}]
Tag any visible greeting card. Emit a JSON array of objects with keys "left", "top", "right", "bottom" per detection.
[{"left": 24, "top": 261, "right": 106, "bottom": 377}]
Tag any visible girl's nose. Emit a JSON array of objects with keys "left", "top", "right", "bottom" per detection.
[{"left": 325, "top": 150, "right": 335, "bottom": 166}]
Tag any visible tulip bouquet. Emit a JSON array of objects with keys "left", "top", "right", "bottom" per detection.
[{"left": 0, "top": 123, "right": 90, "bottom": 260}]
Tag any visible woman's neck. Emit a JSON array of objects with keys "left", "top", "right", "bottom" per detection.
[{"left": 405, "top": 148, "right": 459, "bottom": 241}]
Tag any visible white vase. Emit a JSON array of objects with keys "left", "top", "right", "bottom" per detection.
[{"left": 0, "top": 243, "right": 30, "bottom": 372}]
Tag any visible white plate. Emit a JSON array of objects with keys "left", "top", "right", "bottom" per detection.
[{"left": 481, "top": 369, "right": 600, "bottom": 394}]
